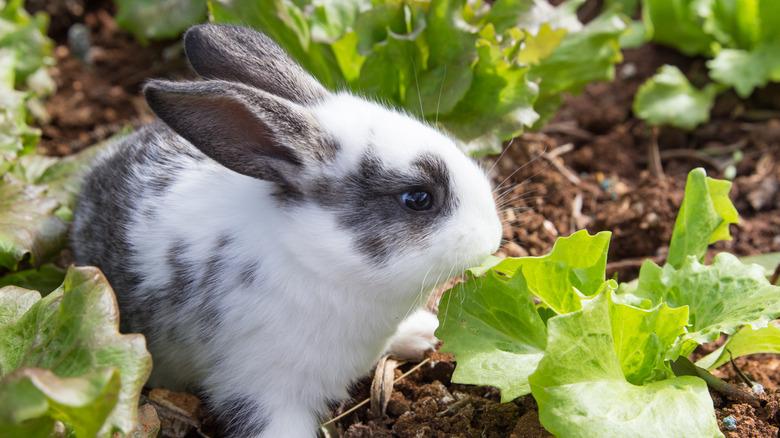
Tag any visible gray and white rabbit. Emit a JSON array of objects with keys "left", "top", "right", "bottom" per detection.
[{"left": 72, "top": 24, "right": 501, "bottom": 437}]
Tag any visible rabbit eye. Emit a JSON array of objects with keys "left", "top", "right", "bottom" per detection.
[{"left": 400, "top": 189, "right": 433, "bottom": 211}]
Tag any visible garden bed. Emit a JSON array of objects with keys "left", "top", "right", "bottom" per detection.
[{"left": 27, "top": 2, "right": 780, "bottom": 437}]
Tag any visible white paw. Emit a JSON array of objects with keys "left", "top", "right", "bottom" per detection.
[{"left": 385, "top": 309, "right": 439, "bottom": 361}]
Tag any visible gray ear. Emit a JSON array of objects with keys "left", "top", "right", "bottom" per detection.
[
  {"left": 183, "top": 24, "right": 328, "bottom": 105},
  {"left": 144, "top": 79, "right": 336, "bottom": 189}
]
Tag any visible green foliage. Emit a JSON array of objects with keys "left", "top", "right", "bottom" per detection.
[
  {"left": 0, "top": 144, "right": 106, "bottom": 272},
  {"left": 666, "top": 167, "right": 739, "bottom": 268},
  {"left": 529, "top": 294, "right": 721, "bottom": 438},
  {"left": 437, "top": 168, "right": 780, "bottom": 437},
  {"left": 635, "top": 0, "right": 780, "bottom": 128},
  {"left": 632, "top": 65, "right": 720, "bottom": 130},
  {"left": 209, "top": 0, "right": 626, "bottom": 154},
  {"left": 0, "top": 0, "right": 53, "bottom": 167},
  {"left": 697, "top": 324, "right": 780, "bottom": 370},
  {"left": 437, "top": 271, "right": 547, "bottom": 402},
  {"left": 115, "top": 0, "right": 208, "bottom": 43},
  {"left": 0, "top": 267, "right": 152, "bottom": 437}
]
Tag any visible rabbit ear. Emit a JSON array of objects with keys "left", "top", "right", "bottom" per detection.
[
  {"left": 144, "top": 79, "right": 337, "bottom": 191},
  {"left": 183, "top": 24, "right": 328, "bottom": 105}
]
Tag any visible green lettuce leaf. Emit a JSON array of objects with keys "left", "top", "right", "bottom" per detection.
[
  {"left": 0, "top": 264, "right": 65, "bottom": 295},
  {"left": 707, "top": 44, "right": 780, "bottom": 98},
  {"left": 0, "top": 0, "right": 53, "bottom": 84},
  {"left": 635, "top": 253, "right": 780, "bottom": 349},
  {"left": 0, "top": 267, "right": 152, "bottom": 436},
  {"left": 529, "top": 12, "right": 626, "bottom": 125},
  {"left": 697, "top": 324, "right": 780, "bottom": 370},
  {"left": 0, "top": 367, "right": 120, "bottom": 438},
  {"left": 115, "top": 0, "right": 207, "bottom": 44},
  {"left": 739, "top": 252, "right": 780, "bottom": 279},
  {"left": 209, "top": 0, "right": 626, "bottom": 155},
  {"left": 610, "top": 297, "right": 688, "bottom": 384},
  {"left": 643, "top": 0, "right": 715, "bottom": 56},
  {"left": 493, "top": 230, "right": 611, "bottom": 314},
  {"left": 529, "top": 293, "right": 723, "bottom": 438},
  {"left": 633, "top": 65, "right": 720, "bottom": 129},
  {"left": 437, "top": 270, "right": 547, "bottom": 401},
  {"left": 667, "top": 167, "right": 739, "bottom": 268}
]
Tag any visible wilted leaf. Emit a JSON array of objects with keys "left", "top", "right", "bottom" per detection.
[{"left": 0, "top": 267, "right": 153, "bottom": 436}]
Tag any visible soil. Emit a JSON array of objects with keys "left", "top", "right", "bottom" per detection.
[{"left": 27, "top": 1, "right": 780, "bottom": 437}]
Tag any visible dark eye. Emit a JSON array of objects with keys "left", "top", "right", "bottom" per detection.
[{"left": 400, "top": 189, "right": 434, "bottom": 211}]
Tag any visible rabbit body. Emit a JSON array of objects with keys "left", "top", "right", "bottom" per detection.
[{"left": 72, "top": 24, "right": 501, "bottom": 437}]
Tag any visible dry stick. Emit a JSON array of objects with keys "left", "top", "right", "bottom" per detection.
[
  {"left": 606, "top": 255, "right": 666, "bottom": 273},
  {"left": 321, "top": 358, "right": 432, "bottom": 427},
  {"left": 648, "top": 126, "right": 665, "bottom": 179},
  {"left": 542, "top": 144, "right": 580, "bottom": 185},
  {"left": 771, "top": 263, "right": 780, "bottom": 286}
]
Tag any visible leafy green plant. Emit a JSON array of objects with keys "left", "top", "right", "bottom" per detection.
[
  {"left": 633, "top": 0, "right": 780, "bottom": 129},
  {"left": 207, "top": 0, "right": 626, "bottom": 155},
  {"left": 0, "top": 266, "right": 152, "bottom": 437},
  {"left": 437, "top": 167, "right": 780, "bottom": 437},
  {"left": 115, "top": 0, "right": 208, "bottom": 44},
  {"left": 0, "top": 0, "right": 53, "bottom": 168}
]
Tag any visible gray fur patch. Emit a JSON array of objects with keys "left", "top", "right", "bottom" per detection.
[
  {"left": 217, "top": 396, "right": 269, "bottom": 438},
  {"left": 309, "top": 150, "right": 456, "bottom": 263},
  {"left": 144, "top": 79, "right": 338, "bottom": 194}
]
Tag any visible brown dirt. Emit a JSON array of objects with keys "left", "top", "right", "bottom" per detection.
[
  {"left": 30, "top": 2, "right": 189, "bottom": 156},
  {"left": 29, "top": 2, "right": 780, "bottom": 437}
]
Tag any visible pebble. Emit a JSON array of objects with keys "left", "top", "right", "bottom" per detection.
[{"left": 722, "top": 415, "right": 738, "bottom": 431}]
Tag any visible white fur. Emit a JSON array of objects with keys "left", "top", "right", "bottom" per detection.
[{"left": 123, "top": 93, "right": 501, "bottom": 437}]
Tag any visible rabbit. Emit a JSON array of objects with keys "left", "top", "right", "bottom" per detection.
[{"left": 71, "top": 24, "right": 502, "bottom": 437}]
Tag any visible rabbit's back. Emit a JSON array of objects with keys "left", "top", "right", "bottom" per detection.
[{"left": 72, "top": 124, "right": 207, "bottom": 331}]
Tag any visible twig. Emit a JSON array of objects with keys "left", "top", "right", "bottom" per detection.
[
  {"left": 542, "top": 146, "right": 581, "bottom": 185},
  {"left": 728, "top": 350, "right": 755, "bottom": 387},
  {"left": 546, "top": 142, "right": 575, "bottom": 159},
  {"left": 321, "top": 358, "right": 431, "bottom": 427},
  {"left": 647, "top": 126, "right": 665, "bottom": 179},
  {"left": 542, "top": 122, "right": 594, "bottom": 141},
  {"left": 606, "top": 255, "right": 665, "bottom": 273},
  {"left": 658, "top": 149, "right": 725, "bottom": 171},
  {"left": 771, "top": 263, "right": 780, "bottom": 286}
]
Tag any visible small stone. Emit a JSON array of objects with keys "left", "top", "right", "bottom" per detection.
[
  {"left": 503, "top": 241, "right": 528, "bottom": 257},
  {"left": 722, "top": 415, "right": 738, "bottom": 431},
  {"left": 752, "top": 383, "right": 765, "bottom": 395}
]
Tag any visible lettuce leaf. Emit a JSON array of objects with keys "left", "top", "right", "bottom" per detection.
[
  {"left": 209, "top": 0, "right": 626, "bottom": 155},
  {"left": 0, "top": 267, "right": 152, "bottom": 436},
  {"left": 667, "top": 167, "right": 739, "bottom": 268},
  {"left": 632, "top": 66, "right": 720, "bottom": 130},
  {"left": 437, "top": 270, "right": 547, "bottom": 401},
  {"left": 635, "top": 253, "right": 780, "bottom": 349},
  {"left": 697, "top": 324, "right": 780, "bottom": 370},
  {"left": 116, "top": 0, "right": 208, "bottom": 44},
  {"left": 529, "top": 293, "right": 722, "bottom": 438},
  {"left": 493, "top": 230, "right": 611, "bottom": 314}
]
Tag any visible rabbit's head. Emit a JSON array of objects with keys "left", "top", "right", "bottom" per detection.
[{"left": 144, "top": 24, "right": 502, "bottom": 294}]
